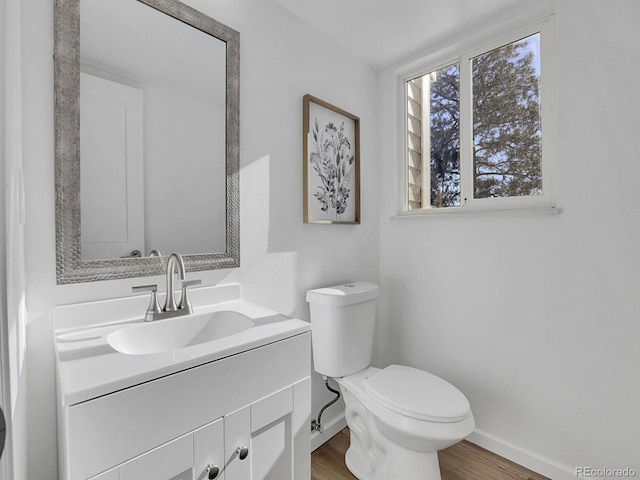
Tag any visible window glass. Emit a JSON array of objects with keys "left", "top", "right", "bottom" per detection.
[
  {"left": 407, "top": 63, "right": 460, "bottom": 209},
  {"left": 472, "top": 33, "right": 541, "bottom": 199}
]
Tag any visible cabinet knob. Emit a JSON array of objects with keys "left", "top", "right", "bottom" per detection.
[
  {"left": 206, "top": 464, "right": 220, "bottom": 479},
  {"left": 236, "top": 445, "right": 249, "bottom": 460}
]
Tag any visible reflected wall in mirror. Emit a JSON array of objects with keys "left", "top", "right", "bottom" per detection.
[{"left": 54, "top": 0, "right": 240, "bottom": 283}]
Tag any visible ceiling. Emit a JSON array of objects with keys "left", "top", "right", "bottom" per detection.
[{"left": 273, "top": 0, "right": 545, "bottom": 70}]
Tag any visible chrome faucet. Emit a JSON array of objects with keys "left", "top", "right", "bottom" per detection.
[
  {"left": 132, "top": 252, "right": 201, "bottom": 322},
  {"left": 164, "top": 253, "right": 185, "bottom": 312}
]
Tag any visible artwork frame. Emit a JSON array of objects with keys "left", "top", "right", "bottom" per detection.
[{"left": 303, "top": 94, "right": 360, "bottom": 224}]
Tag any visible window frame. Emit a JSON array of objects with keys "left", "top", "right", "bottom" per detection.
[{"left": 398, "top": 16, "right": 557, "bottom": 217}]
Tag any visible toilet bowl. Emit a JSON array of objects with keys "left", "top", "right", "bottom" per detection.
[
  {"left": 336, "top": 366, "right": 474, "bottom": 479},
  {"left": 306, "top": 282, "right": 474, "bottom": 480}
]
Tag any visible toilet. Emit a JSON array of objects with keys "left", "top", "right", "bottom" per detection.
[{"left": 306, "top": 281, "right": 475, "bottom": 480}]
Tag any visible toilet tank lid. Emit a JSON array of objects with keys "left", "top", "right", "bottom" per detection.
[{"left": 306, "top": 282, "right": 379, "bottom": 306}]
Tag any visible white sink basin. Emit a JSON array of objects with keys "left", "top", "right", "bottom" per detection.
[{"left": 107, "top": 310, "right": 255, "bottom": 355}]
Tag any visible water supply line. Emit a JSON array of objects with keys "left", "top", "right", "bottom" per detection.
[{"left": 311, "top": 376, "right": 341, "bottom": 433}]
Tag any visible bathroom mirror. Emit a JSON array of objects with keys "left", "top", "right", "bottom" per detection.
[{"left": 54, "top": 0, "right": 240, "bottom": 284}]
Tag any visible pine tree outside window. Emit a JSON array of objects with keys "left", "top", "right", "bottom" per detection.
[{"left": 403, "top": 19, "right": 556, "bottom": 215}]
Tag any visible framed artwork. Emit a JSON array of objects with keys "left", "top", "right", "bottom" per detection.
[{"left": 303, "top": 94, "right": 360, "bottom": 224}]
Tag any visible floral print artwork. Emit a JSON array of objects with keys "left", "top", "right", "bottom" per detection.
[
  {"left": 309, "top": 118, "right": 355, "bottom": 219},
  {"left": 304, "top": 96, "right": 359, "bottom": 224}
]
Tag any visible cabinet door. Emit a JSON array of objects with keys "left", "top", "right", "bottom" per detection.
[
  {"left": 88, "top": 468, "right": 118, "bottom": 480},
  {"left": 225, "top": 385, "right": 300, "bottom": 480},
  {"left": 250, "top": 386, "right": 294, "bottom": 480},
  {"left": 119, "top": 433, "right": 192, "bottom": 480},
  {"left": 194, "top": 418, "right": 225, "bottom": 480},
  {"left": 223, "top": 405, "right": 251, "bottom": 480}
]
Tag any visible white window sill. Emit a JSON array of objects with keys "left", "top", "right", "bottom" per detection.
[{"left": 392, "top": 204, "right": 560, "bottom": 219}]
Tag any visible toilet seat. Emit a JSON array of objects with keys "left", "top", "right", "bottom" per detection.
[{"left": 363, "top": 365, "right": 471, "bottom": 423}]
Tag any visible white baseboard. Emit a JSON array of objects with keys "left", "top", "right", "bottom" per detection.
[
  {"left": 310, "top": 412, "right": 347, "bottom": 452},
  {"left": 467, "top": 429, "right": 576, "bottom": 480}
]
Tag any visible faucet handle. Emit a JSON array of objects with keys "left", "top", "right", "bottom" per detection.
[
  {"left": 132, "top": 284, "right": 161, "bottom": 322},
  {"left": 179, "top": 279, "right": 202, "bottom": 311},
  {"left": 132, "top": 284, "right": 157, "bottom": 293}
]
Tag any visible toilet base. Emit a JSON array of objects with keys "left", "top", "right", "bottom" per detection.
[
  {"left": 344, "top": 427, "right": 443, "bottom": 480},
  {"left": 335, "top": 367, "right": 474, "bottom": 480}
]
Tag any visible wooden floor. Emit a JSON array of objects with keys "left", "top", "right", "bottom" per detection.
[{"left": 311, "top": 428, "right": 550, "bottom": 480}]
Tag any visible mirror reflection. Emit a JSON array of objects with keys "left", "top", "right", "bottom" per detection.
[{"left": 79, "top": 0, "right": 227, "bottom": 260}]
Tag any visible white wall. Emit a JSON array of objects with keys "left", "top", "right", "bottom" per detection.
[
  {"left": 377, "top": 0, "right": 640, "bottom": 477},
  {"left": 18, "top": 0, "right": 379, "bottom": 478},
  {"left": 0, "top": 3, "right": 8, "bottom": 477},
  {"left": 2, "top": 0, "right": 28, "bottom": 477}
]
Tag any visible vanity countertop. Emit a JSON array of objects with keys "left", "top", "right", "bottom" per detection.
[{"left": 54, "top": 284, "right": 310, "bottom": 406}]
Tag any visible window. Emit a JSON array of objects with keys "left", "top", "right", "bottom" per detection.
[{"left": 404, "top": 21, "right": 555, "bottom": 214}]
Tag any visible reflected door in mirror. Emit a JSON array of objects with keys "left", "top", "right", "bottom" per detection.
[{"left": 81, "top": 73, "right": 145, "bottom": 260}]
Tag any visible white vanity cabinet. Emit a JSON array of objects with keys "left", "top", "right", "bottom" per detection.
[
  {"left": 87, "top": 418, "right": 223, "bottom": 480},
  {"left": 60, "top": 332, "right": 311, "bottom": 480},
  {"left": 117, "top": 426, "right": 203, "bottom": 480}
]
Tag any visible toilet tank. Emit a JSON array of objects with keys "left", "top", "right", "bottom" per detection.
[{"left": 306, "top": 282, "right": 379, "bottom": 378}]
